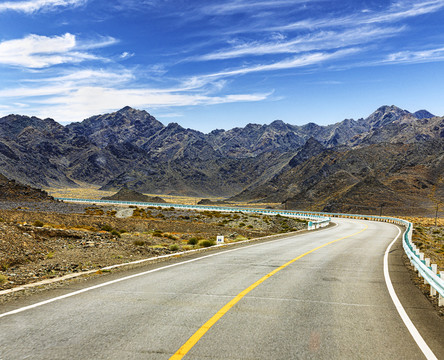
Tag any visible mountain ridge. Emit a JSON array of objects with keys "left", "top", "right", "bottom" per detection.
[{"left": 0, "top": 105, "right": 442, "bottom": 214}]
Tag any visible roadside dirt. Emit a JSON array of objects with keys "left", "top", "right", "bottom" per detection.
[{"left": 0, "top": 202, "right": 307, "bottom": 291}]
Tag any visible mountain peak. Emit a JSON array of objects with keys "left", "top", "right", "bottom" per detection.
[
  {"left": 365, "top": 105, "right": 410, "bottom": 128},
  {"left": 118, "top": 106, "right": 135, "bottom": 112},
  {"left": 413, "top": 110, "right": 435, "bottom": 119}
]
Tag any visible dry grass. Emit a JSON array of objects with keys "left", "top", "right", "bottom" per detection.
[
  {"left": 44, "top": 185, "right": 282, "bottom": 208},
  {"left": 44, "top": 183, "right": 114, "bottom": 200},
  {"left": 401, "top": 216, "right": 444, "bottom": 227},
  {"left": 401, "top": 216, "right": 444, "bottom": 270},
  {"left": 45, "top": 185, "right": 208, "bottom": 205}
]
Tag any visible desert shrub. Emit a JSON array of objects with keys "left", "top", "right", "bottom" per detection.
[
  {"left": 153, "top": 230, "right": 163, "bottom": 237},
  {"left": 46, "top": 251, "right": 55, "bottom": 259},
  {"left": 239, "top": 222, "right": 246, "bottom": 227},
  {"left": 169, "top": 244, "right": 180, "bottom": 251},
  {"left": 111, "top": 230, "right": 121, "bottom": 238},
  {"left": 85, "top": 208, "right": 104, "bottom": 216},
  {"left": 72, "top": 225, "right": 97, "bottom": 232},
  {"left": 0, "top": 274, "right": 7, "bottom": 285},
  {"left": 247, "top": 225, "right": 253, "bottom": 229},
  {"left": 199, "top": 239, "right": 214, "bottom": 248},
  {"left": 188, "top": 237, "right": 198, "bottom": 245},
  {"left": 33, "top": 220, "right": 44, "bottom": 227},
  {"left": 101, "top": 224, "right": 113, "bottom": 232},
  {"left": 132, "top": 208, "right": 147, "bottom": 218},
  {"left": 133, "top": 240, "right": 145, "bottom": 246},
  {"left": 164, "top": 233, "right": 178, "bottom": 240}
]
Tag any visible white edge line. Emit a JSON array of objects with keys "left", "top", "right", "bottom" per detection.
[
  {"left": 0, "top": 225, "right": 336, "bottom": 319},
  {"left": 384, "top": 227, "right": 437, "bottom": 360}
]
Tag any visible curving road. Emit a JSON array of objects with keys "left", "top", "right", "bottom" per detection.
[{"left": 0, "top": 218, "right": 443, "bottom": 359}]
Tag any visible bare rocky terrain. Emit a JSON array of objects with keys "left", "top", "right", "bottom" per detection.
[{"left": 0, "top": 201, "right": 306, "bottom": 291}]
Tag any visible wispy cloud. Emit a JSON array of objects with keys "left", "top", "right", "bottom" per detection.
[
  {"left": 200, "top": 0, "right": 311, "bottom": 15},
  {"left": 0, "top": 0, "right": 86, "bottom": 13},
  {"left": 25, "top": 69, "right": 135, "bottom": 86},
  {"left": 193, "top": 26, "right": 403, "bottom": 61},
  {"left": 0, "top": 33, "right": 117, "bottom": 68},
  {"left": 29, "top": 87, "right": 270, "bottom": 124},
  {"left": 274, "top": 0, "right": 444, "bottom": 31},
  {"left": 119, "top": 52, "right": 135, "bottom": 60},
  {"left": 383, "top": 46, "right": 444, "bottom": 64},
  {"left": 184, "top": 48, "right": 360, "bottom": 89},
  {"left": 0, "top": 66, "right": 270, "bottom": 123}
]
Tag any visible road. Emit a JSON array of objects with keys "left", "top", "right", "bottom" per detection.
[{"left": 0, "top": 218, "right": 443, "bottom": 359}]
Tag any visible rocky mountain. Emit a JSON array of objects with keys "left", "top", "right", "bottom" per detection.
[
  {"left": 232, "top": 140, "right": 444, "bottom": 216},
  {"left": 66, "top": 106, "right": 164, "bottom": 148},
  {"left": 0, "top": 173, "right": 54, "bottom": 201},
  {"left": 0, "top": 105, "right": 442, "bottom": 213}
]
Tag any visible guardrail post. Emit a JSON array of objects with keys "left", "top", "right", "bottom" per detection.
[
  {"left": 430, "top": 264, "right": 437, "bottom": 296},
  {"left": 440, "top": 271, "right": 444, "bottom": 306},
  {"left": 424, "top": 258, "right": 430, "bottom": 284},
  {"left": 418, "top": 253, "right": 424, "bottom": 278}
]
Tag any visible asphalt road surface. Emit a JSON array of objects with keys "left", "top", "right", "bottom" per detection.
[{"left": 1, "top": 218, "right": 443, "bottom": 359}]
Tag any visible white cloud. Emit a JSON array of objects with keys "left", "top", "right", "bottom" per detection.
[
  {"left": 274, "top": 0, "right": 444, "bottom": 31},
  {"left": 0, "top": 33, "right": 116, "bottom": 68},
  {"left": 29, "top": 87, "right": 270, "bottom": 124},
  {"left": 193, "top": 26, "right": 403, "bottom": 61},
  {"left": 384, "top": 47, "right": 444, "bottom": 64},
  {"left": 119, "top": 52, "right": 135, "bottom": 60},
  {"left": 0, "top": 0, "right": 86, "bottom": 13},
  {"left": 184, "top": 48, "right": 360, "bottom": 89},
  {"left": 25, "top": 69, "right": 135, "bottom": 86},
  {"left": 0, "top": 65, "right": 270, "bottom": 123},
  {"left": 201, "top": 0, "right": 311, "bottom": 15}
]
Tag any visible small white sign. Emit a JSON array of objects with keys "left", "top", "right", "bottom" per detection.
[{"left": 217, "top": 235, "right": 224, "bottom": 244}]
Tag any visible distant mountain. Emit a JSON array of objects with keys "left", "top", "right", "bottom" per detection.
[
  {"left": 0, "top": 105, "right": 442, "bottom": 212},
  {"left": 413, "top": 110, "right": 435, "bottom": 119},
  {"left": 101, "top": 188, "right": 166, "bottom": 203}
]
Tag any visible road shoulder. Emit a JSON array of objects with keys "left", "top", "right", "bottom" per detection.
[{"left": 389, "top": 234, "right": 444, "bottom": 358}]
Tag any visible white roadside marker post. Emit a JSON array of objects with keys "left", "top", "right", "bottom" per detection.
[
  {"left": 438, "top": 271, "right": 444, "bottom": 306},
  {"left": 430, "top": 264, "right": 437, "bottom": 296},
  {"left": 424, "top": 258, "right": 430, "bottom": 285}
]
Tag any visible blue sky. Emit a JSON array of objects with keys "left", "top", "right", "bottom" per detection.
[{"left": 1, "top": 0, "right": 444, "bottom": 132}]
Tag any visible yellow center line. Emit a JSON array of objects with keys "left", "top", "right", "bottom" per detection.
[{"left": 170, "top": 224, "right": 368, "bottom": 359}]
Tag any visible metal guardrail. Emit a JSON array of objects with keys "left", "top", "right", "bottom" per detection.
[
  {"left": 56, "top": 197, "right": 442, "bottom": 303},
  {"left": 400, "top": 220, "right": 444, "bottom": 302}
]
